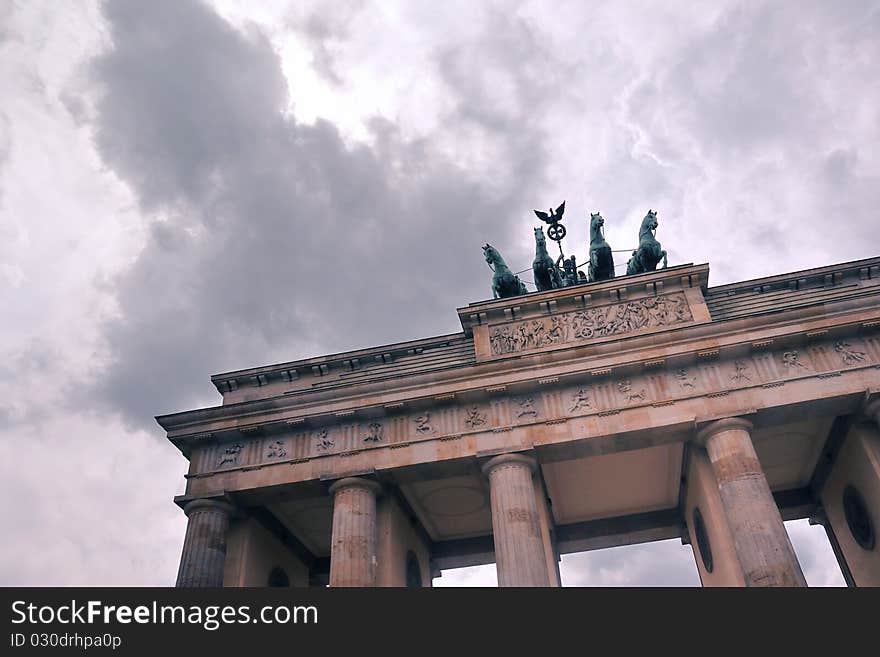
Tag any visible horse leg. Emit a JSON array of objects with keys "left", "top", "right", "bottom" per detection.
[{"left": 661, "top": 250, "right": 667, "bottom": 269}]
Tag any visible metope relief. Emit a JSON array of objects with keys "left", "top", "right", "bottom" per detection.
[
  {"left": 516, "top": 397, "right": 539, "bottom": 419},
  {"left": 464, "top": 406, "right": 488, "bottom": 429},
  {"left": 569, "top": 388, "right": 592, "bottom": 412},
  {"left": 730, "top": 360, "right": 752, "bottom": 383},
  {"left": 265, "top": 440, "right": 288, "bottom": 460},
  {"left": 618, "top": 380, "right": 647, "bottom": 404},
  {"left": 414, "top": 413, "right": 434, "bottom": 434},
  {"left": 314, "top": 428, "right": 334, "bottom": 451},
  {"left": 489, "top": 293, "right": 694, "bottom": 355},
  {"left": 834, "top": 341, "right": 866, "bottom": 365},
  {"left": 363, "top": 422, "right": 384, "bottom": 443},
  {"left": 217, "top": 443, "right": 243, "bottom": 468},
  {"left": 674, "top": 368, "right": 697, "bottom": 389},
  {"left": 781, "top": 350, "right": 809, "bottom": 371}
]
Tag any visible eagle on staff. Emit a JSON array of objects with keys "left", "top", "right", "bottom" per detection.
[{"left": 533, "top": 200, "right": 567, "bottom": 243}]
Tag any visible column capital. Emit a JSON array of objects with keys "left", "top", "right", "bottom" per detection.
[
  {"left": 694, "top": 416, "right": 754, "bottom": 446},
  {"left": 328, "top": 476, "right": 382, "bottom": 497},
  {"left": 182, "top": 498, "right": 234, "bottom": 517},
  {"left": 481, "top": 452, "right": 538, "bottom": 476}
]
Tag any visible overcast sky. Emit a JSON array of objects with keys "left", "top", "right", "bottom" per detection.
[{"left": 2, "top": 0, "right": 877, "bottom": 586}]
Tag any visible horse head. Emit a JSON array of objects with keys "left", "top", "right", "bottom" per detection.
[
  {"left": 483, "top": 243, "right": 499, "bottom": 265},
  {"left": 590, "top": 212, "right": 605, "bottom": 230},
  {"left": 641, "top": 209, "right": 658, "bottom": 234},
  {"left": 534, "top": 227, "right": 546, "bottom": 247}
]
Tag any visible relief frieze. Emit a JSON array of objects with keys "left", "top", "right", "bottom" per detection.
[
  {"left": 193, "top": 334, "right": 877, "bottom": 475},
  {"left": 489, "top": 293, "right": 694, "bottom": 356}
]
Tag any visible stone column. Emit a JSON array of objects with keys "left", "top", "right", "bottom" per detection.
[
  {"left": 329, "top": 477, "right": 381, "bottom": 587},
  {"left": 696, "top": 417, "right": 806, "bottom": 587},
  {"left": 176, "top": 499, "right": 234, "bottom": 587},
  {"left": 482, "top": 453, "right": 551, "bottom": 587}
]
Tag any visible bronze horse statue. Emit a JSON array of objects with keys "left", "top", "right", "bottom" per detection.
[
  {"left": 532, "top": 227, "right": 563, "bottom": 292},
  {"left": 587, "top": 212, "right": 615, "bottom": 282},
  {"left": 626, "top": 209, "right": 667, "bottom": 275},
  {"left": 483, "top": 243, "right": 527, "bottom": 299}
]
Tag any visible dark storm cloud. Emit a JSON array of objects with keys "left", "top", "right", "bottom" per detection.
[
  {"left": 85, "top": 0, "right": 880, "bottom": 430},
  {"left": 88, "top": 0, "right": 552, "bottom": 427}
]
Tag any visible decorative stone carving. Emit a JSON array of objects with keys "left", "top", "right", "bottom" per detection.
[
  {"left": 674, "top": 368, "right": 697, "bottom": 389},
  {"left": 489, "top": 293, "right": 693, "bottom": 355},
  {"left": 465, "top": 406, "right": 487, "bottom": 428},
  {"left": 618, "top": 380, "right": 647, "bottom": 403},
  {"left": 834, "top": 341, "right": 866, "bottom": 365},
  {"left": 217, "top": 443, "right": 243, "bottom": 467},
  {"left": 265, "top": 440, "right": 287, "bottom": 459},
  {"left": 315, "top": 428, "right": 334, "bottom": 451},
  {"left": 197, "top": 334, "right": 880, "bottom": 474},
  {"left": 781, "top": 350, "right": 808, "bottom": 370},
  {"left": 363, "top": 422, "right": 384, "bottom": 443},
  {"left": 730, "top": 359, "right": 751, "bottom": 383},
  {"left": 569, "top": 388, "right": 592, "bottom": 411},
  {"left": 516, "top": 397, "right": 539, "bottom": 418},
  {"left": 414, "top": 413, "right": 433, "bottom": 433}
]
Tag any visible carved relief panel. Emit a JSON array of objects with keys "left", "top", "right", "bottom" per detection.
[{"left": 488, "top": 293, "right": 694, "bottom": 356}]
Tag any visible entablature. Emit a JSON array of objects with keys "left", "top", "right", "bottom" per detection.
[
  {"left": 158, "top": 305, "right": 880, "bottom": 459},
  {"left": 157, "top": 257, "right": 880, "bottom": 466}
]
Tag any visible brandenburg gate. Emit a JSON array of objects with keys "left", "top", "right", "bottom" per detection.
[{"left": 158, "top": 255, "right": 880, "bottom": 586}]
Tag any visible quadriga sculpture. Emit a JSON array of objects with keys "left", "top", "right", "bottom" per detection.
[
  {"left": 483, "top": 243, "right": 528, "bottom": 299},
  {"left": 626, "top": 209, "right": 667, "bottom": 275}
]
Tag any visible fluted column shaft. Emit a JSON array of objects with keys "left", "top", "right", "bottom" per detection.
[
  {"left": 697, "top": 418, "right": 806, "bottom": 587},
  {"left": 176, "top": 499, "right": 233, "bottom": 587},
  {"left": 329, "top": 477, "right": 381, "bottom": 587},
  {"left": 483, "top": 454, "right": 550, "bottom": 587}
]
